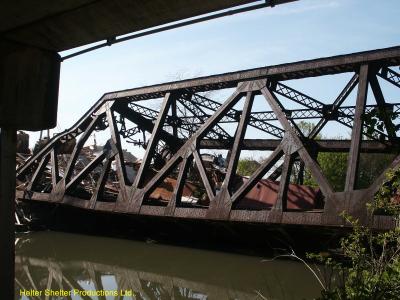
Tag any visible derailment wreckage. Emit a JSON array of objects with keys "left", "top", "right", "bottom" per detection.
[
  {"left": 14, "top": 47, "right": 400, "bottom": 230},
  {"left": 16, "top": 132, "right": 323, "bottom": 215}
]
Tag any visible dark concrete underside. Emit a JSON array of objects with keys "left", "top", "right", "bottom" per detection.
[{"left": 1, "top": 0, "right": 266, "bottom": 51}]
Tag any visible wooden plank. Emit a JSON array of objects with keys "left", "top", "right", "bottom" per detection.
[{"left": 345, "top": 64, "right": 369, "bottom": 191}]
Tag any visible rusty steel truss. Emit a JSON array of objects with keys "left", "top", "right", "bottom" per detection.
[{"left": 16, "top": 46, "right": 400, "bottom": 229}]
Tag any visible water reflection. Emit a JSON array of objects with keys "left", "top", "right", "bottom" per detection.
[{"left": 15, "top": 231, "right": 322, "bottom": 299}]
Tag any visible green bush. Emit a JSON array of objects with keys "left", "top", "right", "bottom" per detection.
[{"left": 310, "top": 169, "right": 400, "bottom": 300}]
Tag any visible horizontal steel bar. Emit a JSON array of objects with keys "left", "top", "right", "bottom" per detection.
[
  {"left": 106, "top": 46, "right": 400, "bottom": 101},
  {"left": 199, "top": 138, "right": 395, "bottom": 152}
]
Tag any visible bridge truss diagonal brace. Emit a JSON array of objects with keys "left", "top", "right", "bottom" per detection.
[
  {"left": 133, "top": 92, "right": 176, "bottom": 189},
  {"left": 369, "top": 74, "right": 397, "bottom": 140},
  {"left": 309, "top": 74, "right": 359, "bottom": 139},
  {"left": 230, "top": 144, "right": 284, "bottom": 205},
  {"left": 207, "top": 91, "right": 255, "bottom": 219},
  {"left": 378, "top": 67, "right": 400, "bottom": 88},
  {"left": 260, "top": 85, "right": 334, "bottom": 198},
  {"left": 265, "top": 74, "right": 359, "bottom": 182},
  {"left": 165, "top": 152, "right": 193, "bottom": 217},
  {"left": 125, "top": 92, "right": 179, "bottom": 212},
  {"left": 178, "top": 94, "right": 231, "bottom": 140},
  {"left": 106, "top": 103, "right": 129, "bottom": 203},
  {"left": 64, "top": 114, "right": 102, "bottom": 183},
  {"left": 26, "top": 153, "right": 50, "bottom": 191},
  {"left": 114, "top": 101, "right": 181, "bottom": 149},
  {"left": 89, "top": 158, "right": 112, "bottom": 209},
  {"left": 65, "top": 150, "right": 108, "bottom": 192},
  {"left": 50, "top": 113, "right": 104, "bottom": 202},
  {"left": 125, "top": 82, "right": 260, "bottom": 215}
]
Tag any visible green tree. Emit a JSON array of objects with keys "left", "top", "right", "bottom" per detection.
[
  {"left": 237, "top": 158, "right": 261, "bottom": 176},
  {"left": 363, "top": 107, "right": 400, "bottom": 140},
  {"left": 304, "top": 152, "right": 348, "bottom": 191},
  {"left": 297, "top": 121, "right": 395, "bottom": 192},
  {"left": 303, "top": 152, "right": 394, "bottom": 191},
  {"left": 297, "top": 120, "right": 316, "bottom": 137}
]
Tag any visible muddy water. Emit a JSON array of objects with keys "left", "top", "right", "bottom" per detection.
[{"left": 15, "top": 231, "right": 323, "bottom": 299}]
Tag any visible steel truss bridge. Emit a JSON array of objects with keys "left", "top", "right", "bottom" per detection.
[{"left": 16, "top": 46, "right": 400, "bottom": 229}]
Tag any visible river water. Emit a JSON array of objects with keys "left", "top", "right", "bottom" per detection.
[{"left": 15, "top": 231, "right": 323, "bottom": 299}]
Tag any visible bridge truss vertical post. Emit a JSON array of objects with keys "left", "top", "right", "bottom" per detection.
[{"left": 345, "top": 64, "right": 369, "bottom": 191}]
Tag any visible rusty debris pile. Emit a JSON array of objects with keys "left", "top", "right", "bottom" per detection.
[{"left": 17, "top": 133, "right": 131, "bottom": 202}]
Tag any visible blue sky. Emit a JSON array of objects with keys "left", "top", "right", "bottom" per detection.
[{"left": 29, "top": 0, "right": 400, "bottom": 156}]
